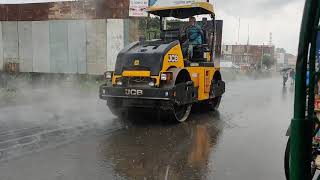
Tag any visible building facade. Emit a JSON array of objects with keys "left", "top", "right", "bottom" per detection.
[
  {"left": 274, "top": 48, "right": 297, "bottom": 68},
  {"left": 222, "top": 44, "right": 275, "bottom": 67},
  {"left": 286, "top": 53, "right": 297, "bottom": 67},
  {"left": 0, "top": 0, "right": 140, "bottom": 75}
]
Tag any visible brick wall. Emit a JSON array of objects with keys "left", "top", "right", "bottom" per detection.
[{"left": 0, "top": 0, "right": 130, "bottom": 21}]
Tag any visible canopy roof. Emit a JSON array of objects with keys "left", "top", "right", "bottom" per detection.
[{"left": 147, "top": 2, "right": 214, "bottom": 18}]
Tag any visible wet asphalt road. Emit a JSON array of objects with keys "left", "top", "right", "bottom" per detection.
[{"left": 0, "top": 76, "right": 293, "bottom": 180}]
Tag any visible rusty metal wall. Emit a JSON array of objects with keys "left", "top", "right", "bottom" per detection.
[
  {"left": 2, "top": 21, "right": 19, "bottom": 64},
  {"left": 32, "top": 21, "right": 50, "bottom": 73},
  {"left": 123, "top": 18, "right": 140, "bottom": 46},
  {"left": 18, "top": 21, "right": 33, "bottom": 72},
  {"left": 0, "top": 18, "right": 138, "bottom": 74},
  {"left": 85, "top": 20, "right": 97, "bottom": 74},
  {"left": 96, "top": 19, "right": 107, "bottom": 74},
  {"left": 0, "top": 0, "right": 130, "bottom": 21},
  {"left": 107, "top": 19, "right": 124, "bottom": 71},
  {"left": 49, "top": 20, "right": 69, "bottom": 73},
  {"left": 86, "top": 19, "right": 108, "bottom": 75},
  {"left": 68, "top": 20, "right": 87, "bottom": 74}
]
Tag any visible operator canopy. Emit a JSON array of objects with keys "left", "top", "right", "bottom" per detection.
[{"left": 147, "top": 2, "right": 214, "bottom": 18}]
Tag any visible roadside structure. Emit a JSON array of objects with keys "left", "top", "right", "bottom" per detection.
[
  {"left": 221, "top": 44, "right": 275, "bottom": 69},
  {"left": 0, "top": 0, "right": 140, "bottom": 75}
]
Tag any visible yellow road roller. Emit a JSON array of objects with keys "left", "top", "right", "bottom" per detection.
[{"left": 99, "top": 2, "right": 225, "bottom": 122}]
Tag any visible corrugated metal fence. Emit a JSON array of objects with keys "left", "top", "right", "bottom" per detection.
[{"left": 0, "top": 18, "right": 138, "bottom": 74}]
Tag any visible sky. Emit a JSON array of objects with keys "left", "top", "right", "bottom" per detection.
[
  {"left": 213, "top": 0, "right": 305, "bottom": 54},
  {"left": 0, "top": 0, "right": 305, "bottom": 54}
]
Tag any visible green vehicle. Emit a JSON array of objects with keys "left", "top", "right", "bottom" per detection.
[{"left": 284, "top": 0, "right": 320, "bottom": 179}]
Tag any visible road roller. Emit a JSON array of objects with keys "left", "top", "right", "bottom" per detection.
[{"left": 99, "top": 1, "right": 225, "bottom": 122}]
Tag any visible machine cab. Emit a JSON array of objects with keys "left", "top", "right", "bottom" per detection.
[{"left": 146, "top": 1, "right": 220, "bottom": 64}]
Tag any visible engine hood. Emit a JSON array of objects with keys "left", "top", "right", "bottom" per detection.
[{"left": 114, "top": 40, "right": 180, "bottom": 76}]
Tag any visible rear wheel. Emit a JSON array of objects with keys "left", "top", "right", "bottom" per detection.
[
  {"left": 108, "top": 105, "right": 125, "bottom": 118},
  {"left": 170, "top": 103, "right": 192, "bottom": 122},
  {"left": 206, "top": 77, "right": 222, "bottom": 111},
  {"left": 207, "top": 96, "right": 221, "bottom": 110},
  {"left": 168, "top": 69, "right": 193, "bottom": 122},
  {"left": 107, "top": 98, "right": 126, "bottom": 119}
]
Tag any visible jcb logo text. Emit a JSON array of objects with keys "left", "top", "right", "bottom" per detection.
[{"left": 125, "top": 89, "right": 143, "bottom": 96}]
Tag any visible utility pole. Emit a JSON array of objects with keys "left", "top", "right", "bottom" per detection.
[
  {"left": 261, "top": 44, "right": 264, "bottom": 70},
  {"left": 269, "top": 32, "right": 273, "bottom": 46},
  {"left": 247, "top": 24, "right": 250, "bottom": 45},
  {"left": 246, "top": 24, "right": 250, "bottom": 64},
  {"left": 237, "top": 17, "right": 241, "bottom": 44}
]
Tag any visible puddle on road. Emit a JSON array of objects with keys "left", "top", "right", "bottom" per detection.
[
  {"left": 97, "top": 111, "right": 225, "bottom": 180},
  {"left": 0, "top": 77, "right": 292, "bottom": 180}
]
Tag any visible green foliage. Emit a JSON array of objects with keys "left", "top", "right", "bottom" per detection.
[
  {"left": 139, "top": 17, "right": 161, "bottom": 39},
  {"left": 262, "top": 55, "right": 275, "bottom": 69},
  {"left": 138, "top": 17, "right": 185, "bottom": 40}
]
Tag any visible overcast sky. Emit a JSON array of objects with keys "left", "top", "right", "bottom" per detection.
[
  {"left": 1, "top": 0, "right": 305, "bottom": 54},
  {"left": 213, "top": 0, "right": 304, "bottom": 54}
]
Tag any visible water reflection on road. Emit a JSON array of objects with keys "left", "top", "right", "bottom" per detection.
[
  {"left": 0, "top": 77, "right": 295, "bottom": 180},
  {"left": 99, "top": 111, "right": 224, "bottom": 179}
]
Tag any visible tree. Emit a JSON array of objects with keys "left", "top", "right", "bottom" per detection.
[
  {"left": 138, "top": 17, "right": 184, "bottom": 40},
  {"left": 262, "top": 55, "right": 275, "bottom": 69},
  {"left": 139, "top": 17, "right": 161, "bottom": 39}
]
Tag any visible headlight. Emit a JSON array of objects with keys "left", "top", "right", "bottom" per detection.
[
  {"left": 160, "top": 73, "right": 167, "bottom": 81},
  {"left": 148, "top": 81, "right": 155, "bottom": 87},
  {"left": 116, "top": 81, "right": 123, "bottom": 86},
  {"left": 104, "top": 72, "right": 113, "bottom": 79},
  {"left": 160, "top": 72, "right": 173, "bottom": 81}
]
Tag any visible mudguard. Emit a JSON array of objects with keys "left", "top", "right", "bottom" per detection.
[{"left": 161, "top": 67, "right": 191, "bottom": 88}]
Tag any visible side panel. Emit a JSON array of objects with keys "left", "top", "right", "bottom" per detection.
[
  {"left": 2, "top": 21, "right": 19, "bottom": 64},
  {"left": 68, "top": 20, "right": 87, "bottom": 74},
  {"left": 161, "top": 44, "right": 184, "bottom": 72},
  {"left": 32, "top": 21, "right": 50, "bottom": 73},
  {"left": 107, "top": 19, "right": 124, "bottom": 71},
  {"left": 86, "top": 20, "right": 108, "bottom": 75},
  {"left": 186, "top": 67, "right": 217, "bottom": 101},
  {"left": 86, "top": 20, "right": 98, "bottom": 74},
  {"left": 96, "top": 19, "right": 107, "bottom": 74},
  {"left": 18, "top": 21, "right": 33, "bottom": 72},
  {"left": 0, "top": 22, "right": 3, "bottom": 71},
  {"left": 49, "top": 20, "right": 69, "bottom": 73},
  {"left": 123, "top": 19, "right": 130, "bottom": 46}
]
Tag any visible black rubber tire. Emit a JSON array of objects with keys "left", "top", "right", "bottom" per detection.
[
  {"left": 208, "top": 96, "right": 222, "bottom": 111},
  {"left": 206, "top": 76, "right": 223, "bottom": 111},
  {"left": 107, "top": 105, "right": 126, "bottom": 119},
  {"left": 169, "top": 103, "right": 192, "bottom": 123}
]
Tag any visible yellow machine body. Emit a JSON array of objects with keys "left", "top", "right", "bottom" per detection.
[{"left": 111, "top": 43, "right": 220, "bottom": 102}]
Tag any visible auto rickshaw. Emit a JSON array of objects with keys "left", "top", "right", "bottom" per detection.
[{"left": 284, "top": 0, "right": 320, "bottom": 179}]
